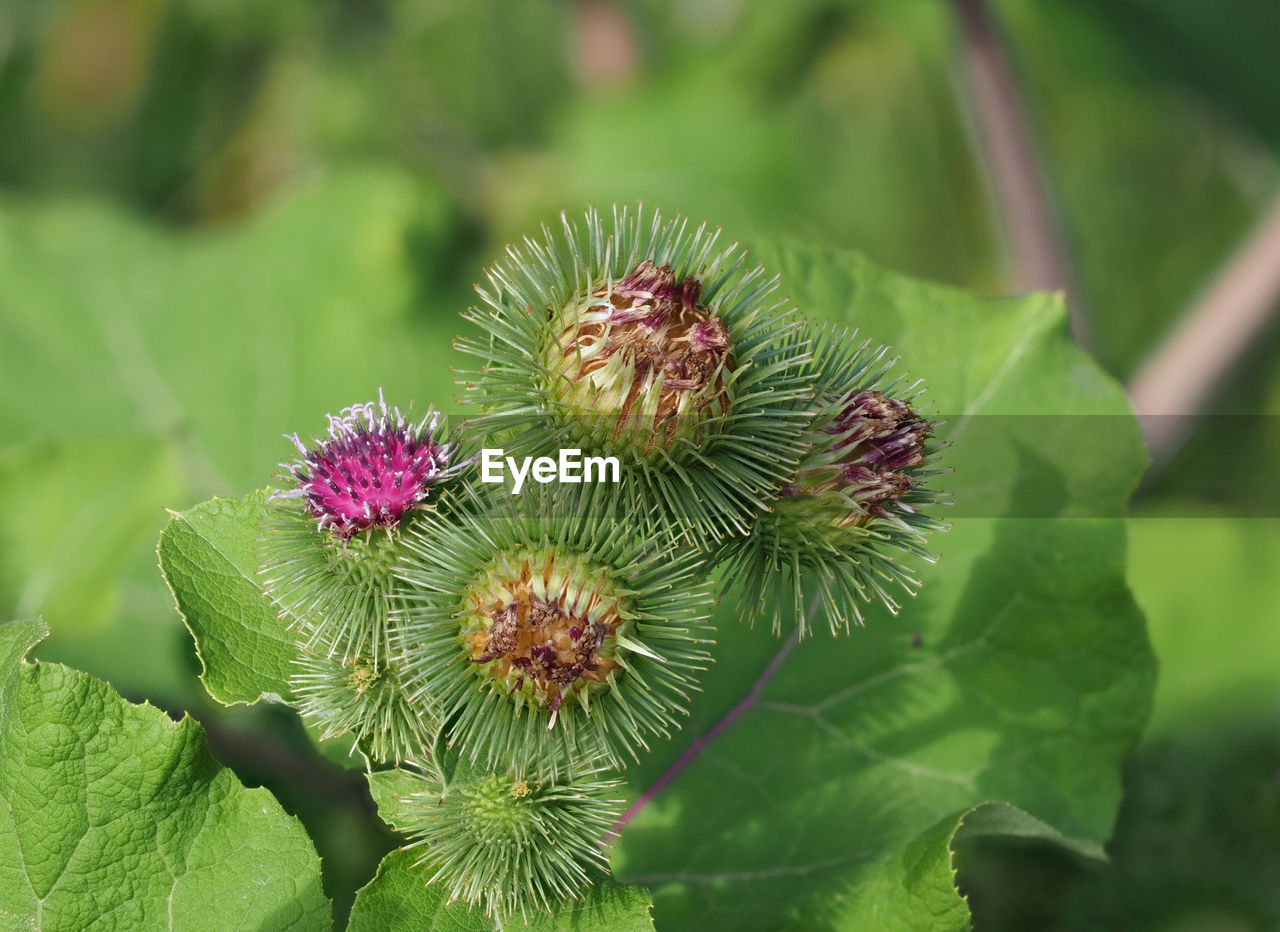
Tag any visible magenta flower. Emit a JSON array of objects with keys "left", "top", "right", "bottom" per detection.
[{"left": 276, "top": 392, "right": 452, "bottom": 539}]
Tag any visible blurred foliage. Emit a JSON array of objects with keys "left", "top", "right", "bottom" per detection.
[
  {"left": 0, "top": 0, "right": 1276, "bottom": 928},
  {"left": 993, "top": 0, "right": 1274, "bottom": 376}
]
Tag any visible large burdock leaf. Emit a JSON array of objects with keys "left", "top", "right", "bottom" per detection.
[
  {"left": 608, "top": 243, "right": 1154, "bottom": 930},
  {"left": 0, "top": 618, "right": 330, "bottom": 930},
  {"left": 0, "top": 168, "right": 458, "bottom": 494}
]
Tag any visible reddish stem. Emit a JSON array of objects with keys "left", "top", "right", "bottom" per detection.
[{"left": 610, "top": 630, "right": 799, "bottom": 837}]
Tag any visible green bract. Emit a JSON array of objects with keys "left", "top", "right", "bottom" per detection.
[
  {"left": 291, "top": 643, "right": 437, "bottom": 764},
  {"left": 713, "top": 324, "right": 948, "bottom": 636},
  {"left": 259, "top": 501, "right": 405, "bottom": 664},
  {"left": 456, "top": 204, "right": 815, "bottom": 543},
  {"left": 392, "top": 485, "right": 716, "bottom": 778}
]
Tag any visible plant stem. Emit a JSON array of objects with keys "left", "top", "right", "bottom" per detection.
[
  {"left": 1128, "top": 192, "right": 1280, "bottom": 464},
  {"left": 951, "top": 0, "right": 1087, "bottom": 348},
  {"left": 608, "top": 596, "right": 823, "bottom": 839}
]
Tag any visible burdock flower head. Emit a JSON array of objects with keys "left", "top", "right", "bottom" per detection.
[
  {"left": 387, "top": 763, "right": 624, "bottom": 925},
  {"left": 392, "top": 484, "right": 715, "bottom": 778},
  {"left": 714, "top": 325, "right": 947, "bottom": 637},
  {"left": 548, "top": 258, "right": 733, "bottom": 450},
  {"left": 260, "top": 392, "right": 458, "bottom": 665},
  {"left": 277, "top": 392, "right": 452, "bottom": 538},
  {"left": 808, "top": 388, "right": 933, "bottom": 522},
  {"left": 457, "top": 204, "right": 815, "bottom": 542}
]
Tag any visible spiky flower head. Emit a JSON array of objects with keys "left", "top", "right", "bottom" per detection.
[
  {"left": 393, "top": 763, "right": 623, "bottom": 925},
  {"left": 457, "top": 204, "right": 815, "bottom": 543},
  {"left": 393, "top": 485, "right": 715, "bottom": 778},
  {"left": 260, "top": 394, "right": 458, "bottom": 664},
  {"left": 713, "top": 325, "right": 947, "bottom": 637},
  {"left": 548, "top": 258, "right": 733, "bottom": 451},
  {"left": 276, "top": 392, "right": 453, "bottom": 539},
  {"left": 290, "top": 645, "right": 438, "bottom": 764}
]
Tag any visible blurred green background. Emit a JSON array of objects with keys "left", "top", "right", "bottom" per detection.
[{"left": 0, "top": 0, "right": 1276, "bottom": 927}]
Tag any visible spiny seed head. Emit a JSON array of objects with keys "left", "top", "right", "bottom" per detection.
[
  {"left": 277, "top": 392, "right": 452, "bottom": 539},
  {"left": 713, "top": 324, "right": 947, "bottom": 638},
  {"left": 394, "top": 765, "right": 623, "bottom": 924},
  {"left": 457, "top": 204, "right": 816, "bottom": 543},
  {"left": 290, "top": 647, "right": 438, "bottom": 765},
  {"left": 463, "top": 551, "right": 628, "bottom": 718},
  {"left": 392, "top": 484, "right": 716, "bottom": 778},
  {"left": 549, "top": 259, "right": 732, "bottom": 451}
]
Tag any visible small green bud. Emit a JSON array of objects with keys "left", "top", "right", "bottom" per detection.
[
  {"left": 291, "top": 646, "right": 437, "bottom": 764},
  {"left": 394, "top": 764, "right": 623, "bottom": 925}
]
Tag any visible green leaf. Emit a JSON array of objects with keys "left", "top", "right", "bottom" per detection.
[
  {"left": 0, "top": 169, "right": 458, "bottom": 493},
  {"left": 0, "top": 618, "right": 330, "bottom": 930},
  {"left": 0, "top": 439, "right": 191, "bottom": 702},
  {"left": 827, "top": 801, "right": 1102, "bottom": 930},
  {"left": 0, "top": 620, "right": 48, "bottom": 733},
  {"left": 609, "top": 243, "right": 1154, "bottom": 930},
  {"left": 347, "top": 848, "right": 654, "bottom": 932},
  {"left": 158, "top": 489, "right": 295, "bottom": 706},
  {"left": 0, "top": 438, "right": 183, "bottom": 632},
  {"left": 365, "top": 769, "right": 427, "bottom": 830}
]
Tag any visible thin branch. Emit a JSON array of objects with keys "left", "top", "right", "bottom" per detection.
[
  {"left": 1128, "top": 191, "right": 1280, "bottom": 464},
  {"left": 952, "top": 0, "right": 1087, "bottom": 348}
]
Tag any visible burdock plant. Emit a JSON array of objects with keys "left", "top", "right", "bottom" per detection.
[
  {"left": 456, "top": 204, "right": 816, "bottom": 543},
  {"left": 236, "top": 210, "right": 946, "bottom": 926}
]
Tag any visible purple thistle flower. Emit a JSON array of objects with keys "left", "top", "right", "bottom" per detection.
[
  {"left": 826, "top": 391, "right": 931, "bottom": 520},
  {"left": 275, "top": 391, "right": 451, "bottom": 539}
]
